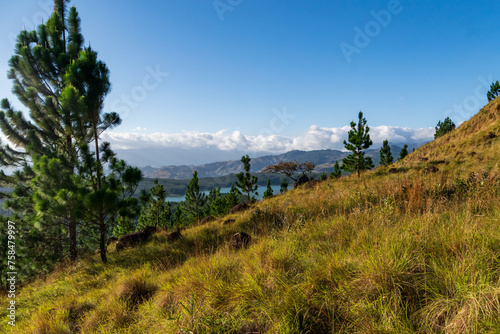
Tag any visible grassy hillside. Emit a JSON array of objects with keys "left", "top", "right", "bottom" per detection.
[{"left": 1, "top": 101, "right": 499, "bottom": 333}]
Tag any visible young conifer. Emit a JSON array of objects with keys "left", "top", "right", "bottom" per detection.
[
  {"left": 184, "top": 171, "right": 207, "bottom": 222},
  {"left": 341, "top": 111, "right": 374, "bottom": 178},
  {"left": 399, "top": 144, "right": 409, "bottom": 161},
  {"left": 235, "top": 155, "right": 258, "bottom": 201},
  {"left": 263, "top": 179, "right": 273, "bottom": 198},
  {"left": 379, "top": 139, "right": 394, "bottom": 166},
  {"left": 330, "top": 161, "right": 342, "bottom": 179}
]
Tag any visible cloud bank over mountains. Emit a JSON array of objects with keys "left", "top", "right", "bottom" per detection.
[
  {"left": 0, "top": 124, "right": 435, "bottom": 167},
  {"left": 104, "top": 125, "right": 434, "bottom": 153}
]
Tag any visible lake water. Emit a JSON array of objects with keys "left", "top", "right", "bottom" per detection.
[{"left": 166, "top": 185, "right": 283, "bottom": 202}]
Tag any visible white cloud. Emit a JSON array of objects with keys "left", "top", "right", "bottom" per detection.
[{"left": 103, "top": 124, "right": 434, "bottom": 153}]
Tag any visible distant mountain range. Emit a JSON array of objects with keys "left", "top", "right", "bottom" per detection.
[{"left": 140, "top": 144, "right": 422, "bottom": 179}]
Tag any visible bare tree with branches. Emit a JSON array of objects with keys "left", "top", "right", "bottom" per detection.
[{"left": 262, "top": 161, "right": 315, "bottom": 188}]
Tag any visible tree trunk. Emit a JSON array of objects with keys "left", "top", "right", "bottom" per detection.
[
  {"left": 68, "top": 216, "right": 78, "bottom": 261},
  {"left": 357, "top": 151, "right": 360, "bottom": 178},
  {"left": 55, "top": 220, "right": 64, "bottom": 256},
  {"left": 94, "top": 131, "right": 101, "bottom": 190},
  {"left": 96, "top": 195, "right": 108, "bottom": 264},
  {"left": 99, "top": 213, "right": 107, "bottom": 263},
  {"left": 93, "top": 124, "right": 107, "bottom": 263},
  {"left": 65, "top": 133, "right": 78, "bottom": 261}
]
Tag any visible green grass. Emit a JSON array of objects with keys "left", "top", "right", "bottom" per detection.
[{"left": 1, "top": 101, "right": 499, "bottom": 333}]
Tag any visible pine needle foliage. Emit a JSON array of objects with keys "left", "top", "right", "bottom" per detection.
[
  {"left": 379, "top": 139, "right": 394, "bottom": 166},
  {"left": 487, "top": 80, "right": 500, "bottom": 101},
  {"left": 399, "top": 144, "right": 409, "bottom": 161},
  {"left": 434, "top": 117, "right": 456, "bottom": 139},
  {"left": 235, "top": 155, "right": 258, "bottom": 201},
  {"left": 138, "top": 179, "right": 171, "bottom": 229},
  {"left": 184, "top": 171, "right": 207, "bottom": 222},
  {"left": 342, "top": 111, "right": 374, "bottom": 177},
  {"left": 330, "top": 160, "right": 342, "bottom": 179},
  {"left": 0, "top": 0, "right": 141, "bottom": 266},
  {"left": 280, "top": 177, "right": 288, "bottom": 193},
  {"left": 263, "top": 179, "right": 273, "bottom": 198}
]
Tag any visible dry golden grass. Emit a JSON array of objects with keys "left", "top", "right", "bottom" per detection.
[{"left": 1, "top": 100, "right": 499, "bottom": 333}]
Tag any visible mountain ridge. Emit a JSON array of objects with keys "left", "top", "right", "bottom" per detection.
[{"left": 141, "top": 144, "right": 422, "bottom": 179}]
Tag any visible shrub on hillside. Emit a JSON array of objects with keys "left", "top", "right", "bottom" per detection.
[
  {"left": 487, "top": 80, "right": 500, "bottom": 101},
  {"left": 434, "top": 117, "right": 456, "bottom": 139}
]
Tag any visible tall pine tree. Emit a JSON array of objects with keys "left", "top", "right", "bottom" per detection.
[
  {"left": 0, "top": 1, "right": 138, "bottom": 264},
  {"left": 0, "top": 1, "right": 87, "bottom": 261},
  {"left": 342, "top": 111, "right": 374, "bottom": 178}
]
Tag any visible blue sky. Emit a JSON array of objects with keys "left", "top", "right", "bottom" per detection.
[{"left": 1, "top": 1, "right": 499, "bottom": 166}]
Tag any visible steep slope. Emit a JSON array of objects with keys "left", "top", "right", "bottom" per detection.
[
  {"left": 402, "top": 98, "right": 499, "bottom": 172},
  {"left": 0, "top": 102, "right": 499, "bottom": 333}
]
